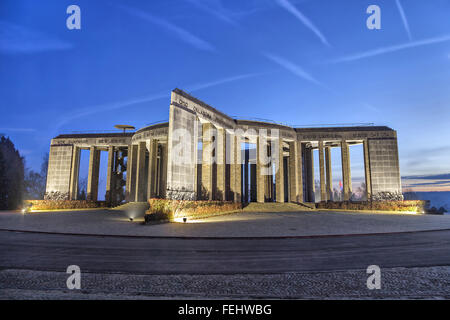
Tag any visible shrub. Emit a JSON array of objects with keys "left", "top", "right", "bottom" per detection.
[
  {"left": 427, "top": 207, "right": 447, "bottom": 215},
  {"left": 145, "top": 199, "right": 242, "bottom": 222},
  {"left": 25, "top": 200, "right": 106, "bottom": 211},
  {"left": 316, "top": 200, "right": 429, "bottom": 213}
]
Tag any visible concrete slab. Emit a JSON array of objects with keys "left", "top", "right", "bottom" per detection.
[{"left": 1, "top": 209, "right": 450, "bottom": 238}]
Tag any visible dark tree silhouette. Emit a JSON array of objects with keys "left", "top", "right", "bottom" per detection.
[
  {"left": 24, "top": 153, "right": 49, "bottom": 200},
  {"left": 0, "top": 136, "right": 25, "bottom": 209},
  {"left": 77, "top": 177, "right": 87, "bottom": 200}
]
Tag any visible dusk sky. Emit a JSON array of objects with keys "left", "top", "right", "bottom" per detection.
[{"left": 1, "top": 0, "right": 449, "bottom": 193}]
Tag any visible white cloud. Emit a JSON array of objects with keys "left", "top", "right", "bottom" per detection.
[
  {"left": 0, "top": 128, "right": 36, "bottom": 133},
  {"left": 0, "top": 20, "right": 72, "bottom": 54},
  {"left": 185, "top": 0, "right": 239, "bottom": 26},
  {"left": 264, "top": 52, "right": 323, "bottom": 87},
  {"left": 331, "top": 35, "right": 450, "bottom": 63},
  {"left": 118, "top": 5, "right": 215, "bottom": 52},
  {"left": 395, "top": 0, "right": 412, "bottom": 41},
  {"left": 275, "top": 0, "right": 330, "bottom": 47},
  {"left": 56, "top": 73, "right": 264, "bottom": 128}
]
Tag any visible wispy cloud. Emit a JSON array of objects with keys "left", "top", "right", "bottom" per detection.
[
  {"left": 263, "top": 52, "right": 323, "bottom": 87},
  {"left": 56, "top": 73, "right": 263, "bottom": 128},
  {"left": 55, "top": 92, "right": 168, "bottom": 129},
  {"left": 395, "top": 0, "right": 412, "bottom": 41},
  {"left": 275, "top": 0, "right": 330, "bottom": 47},
  {"left": 0, "top": 127, "right": 36, "bottom": 133},
  {"left": 186, "top": 72, "right": 264, "bottom": 91},
  {"left": 331, "top": 34, "right": 450, "bottom": 63},
  {"left": 185, "top": 0, "right": 238, "bottom": 26},
  {"left": 0, "top": 20, "right": 72, "bottom": 54},
  {"left": 363, "top": 103, "right": 380, "bottom": 113},
  {"left": 118, "top": 5, "right": 215, "bottom": 52}
]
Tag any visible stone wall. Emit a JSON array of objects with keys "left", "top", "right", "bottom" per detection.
[
  {"left": 45, "top": 145, "right": 73, "bottom": 200},
  {"left": 166, "top": 104, "right": 198, "bottom": 200},
  {"left": 368, "top": 138, "right": 402, "bottom": 199}
]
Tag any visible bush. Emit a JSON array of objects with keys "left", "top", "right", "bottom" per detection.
[
  {"left": 427, "top": 207, "right": 447, "bottom": 215},
  {"left": 145, "top": 199, "right": 242, "bottom": 222},
  {"left": 316, "top": 200, "right": 429, "bottom": 213},
  {"left": 25, "top": 200, "right": 107, "bottom": 211}
]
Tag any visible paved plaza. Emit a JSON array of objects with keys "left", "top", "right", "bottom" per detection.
[
  {"left": 1, "top": 209, "right": 450, "bottom": 238},
  {"left": 1, "top": 266, "right": 449, "bottom": 299},
  {"left": 1, "top": 209, "right": 450, "bottom": 299}
]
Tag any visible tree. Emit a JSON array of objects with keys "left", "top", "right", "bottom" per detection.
[
  {"left": 24, "top": 153, "right": 49, "bottom": 200},
  {"left": 77, "top": 177, "right": 87, "bottom": 200},
  {"left": 351, "top": 182, "right": 367, "bottom": 201},
  {"left": 41, "top": 152, "right": 48, "bottom": 184},
  {"left": 333, "top": 187, "right": 343, "bottom": 201},
  {"left": 0, "top": 150, "right": 7, "bottom": 208},
  {"left": 0, "top": 136, "right": 25, "bottom": 209}
]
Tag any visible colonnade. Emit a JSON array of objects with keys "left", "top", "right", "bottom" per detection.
[{"left": 74, "top": 132, "right": 371, "bottom": 204}]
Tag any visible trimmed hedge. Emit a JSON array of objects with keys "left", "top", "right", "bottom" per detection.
[
  {"left": 25, "top": 200, "right": 107, "bottom": 211},
  {"left": 145, "top": 199, "right": 242, "bottom": 222},
  {"left": 316, "top": 200, "right": 430, "bottom": 213}
]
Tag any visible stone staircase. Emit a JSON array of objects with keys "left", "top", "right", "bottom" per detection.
[
  {"left": 242, "top": 202, "right": 316, "bottom": 213},
  {"left": 110, "top": 202, "right": 149, "bottom": 214}
]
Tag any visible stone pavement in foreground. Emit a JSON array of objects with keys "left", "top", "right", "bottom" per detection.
[
  {"left": 0, "top": 267, "right": 449, "bottom": 299},
  {"left": 1, "top": 210, "right": 450, "bottom": 238}
]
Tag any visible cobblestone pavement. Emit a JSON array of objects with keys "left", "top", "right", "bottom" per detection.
[
  {"left": 0, "top": 267, "right": 449, "bottom": 299},
  {"left": 1, "top": 210, "right": 450, "bottom": 238}
]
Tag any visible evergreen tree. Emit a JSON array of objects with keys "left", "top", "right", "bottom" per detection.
[{"left": 0, "top": 149, "right": 7, "bottom": 208}]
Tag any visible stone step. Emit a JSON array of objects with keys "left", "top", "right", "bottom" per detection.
[
  {"left": 110, "top": 202, "right": 149, "bottom": 212},
  {"left": 242, "top": 202, "right": 315, "bottom": 213}
]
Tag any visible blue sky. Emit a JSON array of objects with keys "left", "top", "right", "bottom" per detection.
[{"left": 1, "top": 0, "right": 450, "bottom": 191}]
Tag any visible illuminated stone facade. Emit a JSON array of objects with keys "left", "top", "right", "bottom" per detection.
[{"left": 45, "top": 89, "right": 402, "bottom": 204}]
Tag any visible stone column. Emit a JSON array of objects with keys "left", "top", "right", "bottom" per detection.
[
  {"left": 288, "top": 141, "right": 301, "bottom": 203},
  {"left": 160, "top": 143, "right": 168, "bottom": 198},
  {"left": 125, "top": 145, "right": 132, "bottom": 199},
  {"left": 126, "top": 144, "right": 138, "bottom": 202},
  {"left": 297, "top": 141, "right": 304, "bottom": 203},
  {"left": 304, "top": 145, "right": 315, "bottom": 203},
  {"left": 318, "top": 141, "right": 327, "bottom": 202},
  {"left": 363, "top": 139, "right": 372, "bottom": 201},
  {"left": 135, "top": 142, "right": 147, "bottom": 202},
  {"left": 233, "top": 134, "right": 242, "bottom": 202},
  {"left": 275, "top": 139, "right": 285, "bottom": 203},
  {"left": 256, "top": 135, "right": 266, "bottom": 203},
  {"left": 69, "top": 146, "right": 81, "bottom": 200},
  {"left": 244, "top": 148, "right": 249, "bottom": 203},
  {"left": 216, "top": 128, "right": 226, "bottom": 201},
  {"left": 265, "top": 144, "right": 273, "bottom": 201},
  {"left": 147, "top": 139, "right": 158, "bottom": 199},
  {"left": 250, "top": 163, "right": 257, "bottom": 202},
  {"left": 325, "top": 146, "right": 333, "bottom": 201},
  {"left": 105, "top": 146, "right": 115, "bottom": 205},
  {"left": 341, "top": 140, "right": 352, "bottom": 201},
  {"left": 87, "top": 146, "right": 101, "bottom": 201},
  {"left": 201, "top": 123, "right": 214, "bottom": 200}
]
